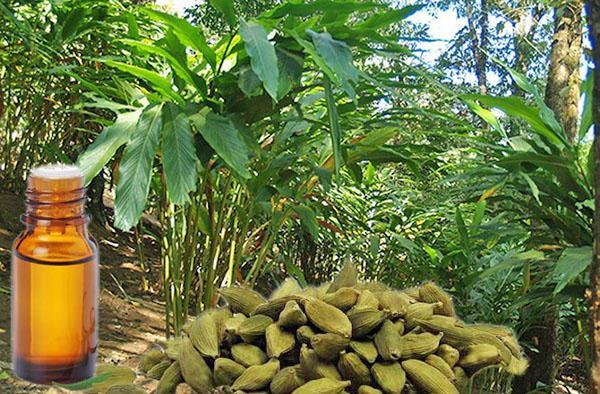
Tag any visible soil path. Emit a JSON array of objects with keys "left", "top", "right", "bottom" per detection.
[{"left": 0, "top": 192, "right": 166, "bottom": 393}]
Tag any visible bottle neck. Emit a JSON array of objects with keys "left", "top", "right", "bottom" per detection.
[{"left": 24, "top": 175, "right": 89, "bottom": 228}]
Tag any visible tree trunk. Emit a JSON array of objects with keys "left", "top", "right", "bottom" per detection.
[
  {"left": 513, "top": 3, "right": 584, "bottom": 392},
  {"left": 465, "top": 0, "right": 488, "bottom": 94},
  {"left": 544, "top": 0, "right": 584, "bottom": 141},
  {"left": 587, "top": 0, "right": 600, "bottom": 391}
]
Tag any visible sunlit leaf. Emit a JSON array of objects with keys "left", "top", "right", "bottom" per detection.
[
  {"left": 357, "top": 5, "right": 423, "bottom": 29},
  {"left": 161, "top": 103, "right": 198, "bottom": 205},
  {"left": 240, "top": 19, "right": 279, "bottom": 101},
  {"left": 189, "top": 110, "right": 250, "bottom": 179},
  {"left": 77, "top": 109, "right": 142, "bottom": 185},
  {"left": 307, "top": 29, "right": 358, "bottom": 99},
  {"left": 102, "top": 59, "right": 184, "bottom": 105},
  {"left": 143, "top": 8, "right": 217, "bottom": 70},
  {"left": 120, "top": 39, "right": 206, "bottom": 95},
  {"left": 209, "top": 0, "right": 237, "bottom": 28},
  {"left": 551, "top": 246, "right": 592, "bottom": 295},
  {"left": 115, "top": 104, "right": 163, "bottom": 231}
]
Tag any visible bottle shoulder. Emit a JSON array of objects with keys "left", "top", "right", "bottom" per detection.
[{"left": 13, "top": 226, "right": 97, "bottom": 263}]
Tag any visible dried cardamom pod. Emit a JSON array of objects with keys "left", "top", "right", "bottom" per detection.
[
  {"left": 139, "top": 348, "right": 167, "bottom": 373},
  {"left": 374, "top": 320, "right": 403, "bottom": 361},
  {"left": 310, "top": 333, "right": 350, "bottom": 361},
  {"left": 214, "top": 357, "right": 246, "bottom": 386},
  {"left": 322, "top": 287, "right": 360, "bottom": 311},
  {"left": 419, "top": 282, "right": 455, "bottom": 316},
  {"left": 231, "top": 343, "right": 268, "bottom": 367},
  {"left": 266, "top": 323, "right": 296, "bottom": 358},
  {"left": 437, "top": 344, "right": 460, "bottom": 368},
  {"left": 271, "top": 277, "right": 303, "bottom": 299},
  {"left": 231, "top": 358, "right": 280, "bottom": 391},
  {"left": 453, "top": 366, "right": 469, "bottom": 388},
  {"left": 405, "top": 302, "right": 442, "bottom": 329},
  {"left": 236, "top": 314, "right": 274, "bottom": 343},
  {"left": 291, "top": 378, "right": 351, "bottom": 394},
  {"left": 354, "top": 290, "right": 380, "bottom": 310},
  {"left": 371, "top": 362, "right": 406, "bottom": 394},
  {"left": 337, "top": 352, "right": 372, "bottom": 387},
  {"left": 328, "top": 261, "right": 358, "bottom": 293},
  {"left": 106, "top": 385, "right": 146, "bottom": 394},
  {"left": 349, "top": 340, "right": 379, "bottom": 364},
  {"left": 347, "top": 307, "right": 387, "bottom": 338},
  {"left": 358, "top": 385, "right": 383, "bottom": 394},
  {"left": 253, "top": 295, "right": 306, "bottom": 319},
  {"left": 402, "top": 287, "right": 421, "bottom": 301},
  {"left": 458, "top": 344, "right": 502, "bottom": 370},
  {"left": 188, "top": 312, "right": 220, "bottom": 358},
  {"left": 296, "top": 325, "right": 316, "bottom": 344},
  {"left": 393, "top": 319, "right": 405, "bottom": 336},
  {"left": 304, "top": 299, "right": 352, "bottom": 338},
  {"left": 179, "top": 336, "right": 214, "bottom": 392},
  {"left": 270, "top": 365, "right": 305, "bottom": 394},
  {"left": 219, "top": 287, "right": 266, "bottom": 315},
  {"left": 415, "top": 318, "right": 512, "bottom": 365},
  {"left": 208, "top": 307, "right": 233, "bottom": 342},
  {"left": 156, "top": 360, "right": 182, "bottom": 394},
  {"left": 278, "top": 300, "right": 308, "bottom": 328},
  {"left": 401, "top": 359, "right": 458, "bottom": 394},
  {"left": 299, "top": 345, "right": 342, "bottom": 381},
  {"left": 224, "top": 314, "right": 247, "bottom": 335},
  {"left": 425, "top": 354, "right": 455, "bottom": 381},
  {"left": 164, "top": 337, "right": 185, "bottom": 360},
  {"left": 147, "top": 359, "right": 172, "bottom": 380},
  {"left": 376, "top": 291, "right": 411, "bottom": 317},
  {"left": 399, "top": 332, "right": 443, "bottom": 359}
]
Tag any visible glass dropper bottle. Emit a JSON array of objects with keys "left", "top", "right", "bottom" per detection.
[{"left": 12, "top": 164, "right": 98, "bottom": 384}]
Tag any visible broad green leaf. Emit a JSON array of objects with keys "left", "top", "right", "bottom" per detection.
[
  {"left": 292, "top": 204, "right": 320, "bottom": 239},
  {"left": 455, "top": 206, "right": 470, "bottom": 252},
  {"left": 479, "top": 250, "right": 545, "bottom": 278},
  {"left": 189, "top": 110, "right": 250, "bottom": 179},
  {"left": 0, "top": 370, "right": 10, "bottom": 381},
  {"left": 497, "top": 59, "right": 565, "bottom": 139},
  {"left": 77, "top": 109, "right": 142, "bottom": 185},
  {"left": 356, "top": 127, "right": 400, "bottom": 147},
  {"left": 324, "top": 76, "right": 343, "bottom": 183},
  {"left": 521, "top": 172, "right": 541, "bottom": 204},
  {"left": 240, "top": 20, "right": 279, "bottom": 101},
  {"left": 115, "top": 104, "right": 163, "bottom": 231},
  {"left": 266, "top": 1, "right": 380, "bottom": 19},
  {"left": 120, "top": 39, "right": 205, "bottom": 95},
  {"left": 209, "top": 0, "right": 237, "bottom": 28},
  {"left": 102, "top": 60, "right": 184, "bottom": 106},
  {"left": 288, "top": 30, "right": 336, "bottom": 81},
  {"left": 61, "top": 7, "right": 86, "bottom": 40},
  {"left": 307, "top": 29, "right": 358, "bottom": 99},
  {"left": 143, "top": 8, "right": 216, "bottom": 70},
  {"left": 161, "top": 103, "right": 198, "bottom": 205},
  {"left": 471, "top": 201, "right": 486, "bottom": 227},
  {"left": 552, "top": 246, "right": 592, "bottom": 295},
  {"left": 463, "top": 99, "right": 506, "bottom": 139},
  {"left": 357, "top": 5, "right": 423, "bottom": 29},
  {"left": 238, "top": 66, "right": 262, "bottom": 97},
  {"left": 465, "top": 94, "right": 565, "bottom": 147}
]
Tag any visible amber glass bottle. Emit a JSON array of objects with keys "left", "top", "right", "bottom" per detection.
[{"left": 12, "top": 165, "right": 98, "bottom": 384}]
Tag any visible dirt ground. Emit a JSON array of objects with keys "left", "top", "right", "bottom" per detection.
[{"left": 0, "top": 192, "right": 167, "bottom": 393}]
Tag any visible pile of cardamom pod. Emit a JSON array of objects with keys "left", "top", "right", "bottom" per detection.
[{"left": 139, "top": 263, "right": 528, "bottom": 394}]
